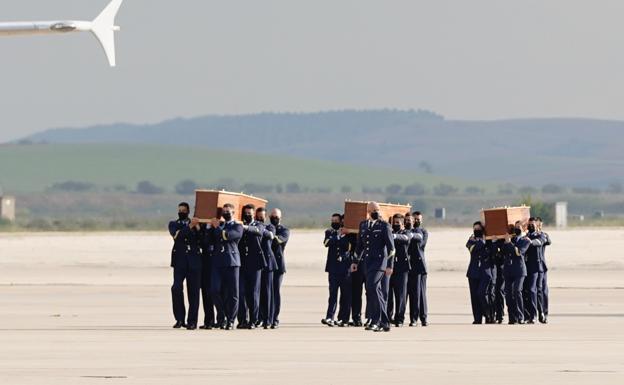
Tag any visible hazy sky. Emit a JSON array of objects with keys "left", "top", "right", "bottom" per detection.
[{"left": 0, "top": 0, "right": 623, "bottom": 142}]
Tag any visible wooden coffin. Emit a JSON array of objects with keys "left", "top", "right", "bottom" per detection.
[
  {"left": 194, "top": 190, "right": 268, "bottom": 223},
  {"left": 480, "top": 206, "right": 531, "bottom": 239},
  {"left": 343, "top": 200, "right": 412, "bottom": 233}
]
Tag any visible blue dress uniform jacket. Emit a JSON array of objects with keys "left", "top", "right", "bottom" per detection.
[
  {"left": 169, "top": 219, "right": 202, "bottom": 270},
  {"left": 239, "top": 221, "right": 267, "bottom": 271},
  {"left": 465, "top": 238, "right": 487, "bottom": 279},
  {"left": 356, "top": 219, "right": 395, "bottom": 273},
  {"left": 212, "top": 221, "right": 244, "bottom": 268},
  {"left": 272, "top": 225, "right": 290, "bottom": 274},
  {"left": 408, "top": 228, "right": 428, "bottom": 274},
  {"left": 392, "top": 230, "right": 413, "bottom": 274},
  {"left": 324, "top": 229, "right": 353, "bottom": 275},
  {"left": 502, "top": 237, "right": 530, "bottom": 278},
  {"left": 526, "top": 231, "right": 546, "bottom": 274}
]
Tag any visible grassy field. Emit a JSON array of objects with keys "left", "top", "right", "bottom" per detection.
[{"left": 0, "top": 143, "right": 472, "bottom": 193}]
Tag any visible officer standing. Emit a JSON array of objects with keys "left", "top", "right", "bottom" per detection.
[
  {"left": 237, "top": 204, "right": 267, "bottom": 329},
  {"left": 387, "top": 214, "right": 412, "bottom": 327},
  {"left": 500, "top": 221, "right": 531, "bottom": 324},
  {"left": 199, "top": 222, "right": 216, "bottom": 329},
  {"left": 347, "top": 231, "right": 365, "bottom": 327},
  {"left": 352, "top": 202, "right": 395, "bottom": 332},
  {"left": 209, "top": 203, "right": 244, "bottom": 330},
  {"left": 322, "top": 213, "right": 352, "bottom": 327},
  {"left": 492, "top": 239, "right": 506, "bottom": 324},
  {"left": 536, "top": 217, "right": 551, "bottom": 324},
  {"left": 524, "top": 217, "right": 546, "bottom": 324},
  {"left": 407, "top": 211, "right": 429, "bottom": 327},
  {"left": 258, "top": 207, "right": 277, "bottom": 329},
  {"left": 466, "top": 221, "right": 486, "bottom": 324},
  {"left": 269, "top": 208, "right": 290, "bottom": 329},
  {"left": 168, "top": 202, "right": 202, "bottom": 330}
]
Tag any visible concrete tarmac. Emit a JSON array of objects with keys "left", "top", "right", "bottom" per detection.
[{"left": 0, "top": 229, "right": 622, "bottom": 384}]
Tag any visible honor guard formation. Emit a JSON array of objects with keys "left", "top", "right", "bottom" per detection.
[
  {"left": 168, "top": 202, "right": 289, "bottom": 330},
  {"left": 466, "top": 217, "right": 550, "bottom": 325},
  {"left": 168, "top": 200, "right": 551, "bottom": 331},
  {"left": 321, "top": 202, "right": 429, "bottom": 332}
]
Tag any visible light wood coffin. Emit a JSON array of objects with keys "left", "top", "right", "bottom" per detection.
[
  {"left": 194, "top": 190, "right": 268, "bottom": 223},
  {"left": 480, "top": 206, "right": 531, "bottom": 239},
  {"left": 343, "top": 200, "right": 412, "bottom": 233}
]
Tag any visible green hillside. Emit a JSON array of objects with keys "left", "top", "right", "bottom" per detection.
[{"left": 0, "top": 143, "right": 473, "bottom": 193}]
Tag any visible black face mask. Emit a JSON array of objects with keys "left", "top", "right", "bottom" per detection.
[
  {"left": 331, "top": 222, "right": 341, "bottom": 230},
  {"left": 514, "top": 228, "right": 522, "bottom": 236},
  {"left": 404, "top": 223, "right": 413, "bottom": 230},
  {"left": 370, "top": 211, "right": 380, "bottom": 220},
  {"left": 392, "top": 224, "right": 402, "bottom": 232},
  {"left": 222, "top": 212, "right": 232, "bottom": 222},
  {"left": 243, "top": 214, "right": 253, "bottom": 224},
  {"left": 414, "top": 220, "right": 421, "bottom": 228},
  {"left": 527, "top": 224, "right": 536, "bottom": 233},
  {"left": 178, "top": 212, "right": 188, "bottom": 221},
  {"left": 474, "top": 230, "right": 484, "bottom": 238},
  {"left": 270, "top": 217, "right": 280, "bottom": 226}
]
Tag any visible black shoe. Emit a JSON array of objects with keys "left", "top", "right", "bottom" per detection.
[
  {"left": 271, "top": 323, "right": 278, "bottom": 329},
  {"left": 409, "top": 322, "right": 416, "bottom": 327},
  {"left": 539, "top": 315, "right": 548, "bottom": 324},
  {"left": 527, "top": 319, "right": 535, "bottom": 324},
  {"left": 236, "top": 322, "right": 248, "bottom": 329},
  {"left": 173, "top": 321, "right": 186, "bottom": 329},
  {"left": 368, "top": 324, "right": 381, "bottom": 332},
  {"left": 335, "top": 320, "right": 347, "bottom": 327},
  {"left": 395, "top": 323, "right": 404, "bottom": 327},
  {"left": 518, "top": 320, "right": 526, "bottom": 325},
  {"left": 364, "top": 319, "right": 372, "bottom": 327},
  {"left": 353, "top": 320, "right": 363, "bottom": 327},
  {"left": 219, "top": 322, "right": 226, "bottom": 330},
  {"left": 321, "top": 318, "right": 334, "bottom": 326},
  {"left": 508, "top": 320, "right": 516, "bottom": 325},
  {"left": 379, "top": 325, "right": 391, "bottom": 332},
  {"left": 225, "top": 322, "right": 234, "bottom": 330},
  {"left": 472, "top": 321, "right": 482, "bottom": 325},
  {"left": 421, "top": 321, "right": 428, "bottom": 327},
  {"left": 496, "top": 319, "right": 503, "bottom": 324},
  {"left": 262, "top": 323, "right": 269, "bottom": 329},
  {"left": 248, "top": 323, "right": 257, "bottom": 330},
  {"left": 199, "top": 324, "right": 213, "bottom": 330},
  {"left": 186, "top": 324, "right": 197, "bottom": 330}
]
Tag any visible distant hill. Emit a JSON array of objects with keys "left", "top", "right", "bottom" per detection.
[
  {"left": 0, "top": 143, "right": 466, "bottom": 193},
  {"left": 22, "top": 110, "right": 624, "bottom": 187}
]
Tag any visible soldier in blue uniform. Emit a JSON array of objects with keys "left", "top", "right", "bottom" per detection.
[
  {"left": 347, "top": 231, "right": 364, "bottom": 327},
  {"left": 352, "top": 202, "right": 395, "bottom": 332},
  {"left": 208, "top": 203, "right": 244, "bottom": 330},
  {"left": 237, "top": 204, "right": 268, "bottom": 329},
  {"left": 322, "top": 213, "right": 352, "bottom": 327},
  {"left": 269, "top": 208, "right": 290, "bottom": 329},
  {"left": 500, "top": 221, "right": 531, "bottom": 324},
  {"left": 387, "top": 214, "right": 412, "bottom": 327},
  {"left": 199, "top": 222, "right": 216, "bottom": 329},
  {"left": 492, "top": 239, "right": 506, "bottom": 324},
  {"left": 466, "top": 221, "right": 486, "bottom": 324},
  {"left": 524, "top": 217, "right": 547, "bottom": 324},
  {"left": 258, "top": 207, "right": 277, "bottom": 329},
  {"left": 168, "top": 202, "right": 202, "bottom": 330},
  {"left": 407, "top": 211, "right": 429, "bottom": 327},
  {"left": 536, "top": 217, "right": 551, "bottom": 323}
]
